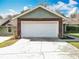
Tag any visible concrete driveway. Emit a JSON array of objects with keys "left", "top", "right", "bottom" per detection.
[{"left": 0, "top": 38, "right": 79, "bottom": 59}]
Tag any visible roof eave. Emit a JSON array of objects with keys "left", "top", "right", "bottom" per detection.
[{"left": 12, "top": 5, "right": 68, "bottom": 20}]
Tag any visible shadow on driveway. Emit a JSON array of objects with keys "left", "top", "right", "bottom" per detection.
[
  {"left": 23, "top": 37, "right": 63, "bottom": 42},
  {"left": 22, "top": 37, "right": 78, "bottom": 42}
]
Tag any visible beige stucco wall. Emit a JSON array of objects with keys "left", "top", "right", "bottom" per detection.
[{"left": 20, "top": 8, "right": 61, "bottom": 18}]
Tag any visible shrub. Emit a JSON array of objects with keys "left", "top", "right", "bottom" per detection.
[{"left": 64, "top": 24, "right": 79, "bottom": 33}]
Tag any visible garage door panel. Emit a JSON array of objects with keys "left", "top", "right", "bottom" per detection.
[{"left": 21, "top": 21, "right": 59, "bottom": 38}]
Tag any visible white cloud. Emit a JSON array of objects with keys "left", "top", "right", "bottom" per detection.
[
  {"left": 9, "top": 9, "right": 18, "bottom": 15},
  {"left": 46, "top": 1, "right": 79, "bottom": 17},
  {"left": 54, "top": 1, "right": 74, "bottom": 10},
  {"left": 47, "top": 1, "right": 70, "bottom": 11},
  {"left": 46, "top": 1, "right": 66, "bottom": 11},
  {"left": 0, "top": 6, "right": 29, "bottom": 18},
  {"left": 67, "top": 7, "right": 78, "bottom": 17},
  {"left": 1, "top": 1, "right": 78, "bottom": 18},
  {"left": 56, "top": 1, "right": 66, "bottom": 8},
  {"left": 52, "top": 0, "right": 78, "bottom": 10},
  {"left": 46, "top": 5, "right": 54, "bottom": 10},
  {"left": 0, "top": 9, "right": 18, "bottom": 18},
  {"left": 24, "top": 6, "right": 29, "bottom": 10},
  {"left": 69, "top": 0, "right": 78, "bottom": 5},
  {"left": 0, "top": 13, "right": 9, "bottom": 18}
]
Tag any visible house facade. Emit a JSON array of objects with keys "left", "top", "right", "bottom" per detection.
[{"left": 1, "top": 6, "right": 67, "bottom": 38}]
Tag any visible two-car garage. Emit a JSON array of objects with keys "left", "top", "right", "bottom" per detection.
[
  {"left": 21, "top": 21, "right": 59, "bottom": 38},
  {"left": 15, "top": 6, "right": 63, "bottom": 39},
  {"left": 17, "top": 18, "right": 63, "bottom": 38}
]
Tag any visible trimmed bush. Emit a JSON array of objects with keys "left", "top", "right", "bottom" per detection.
[{"left": 64, "top": 24, "right": 79, "bottom": 33}]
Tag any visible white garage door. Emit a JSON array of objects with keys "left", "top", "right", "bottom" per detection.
[{"left": 21, "top": 21, "right": 59, "bottom": 38}]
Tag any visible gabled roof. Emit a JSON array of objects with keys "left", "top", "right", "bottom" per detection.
[
  {"left": 12, "top": 5, "right": 68, "bottom": 20},
  {"left": 0, "top": 19, "right": 10, "bottom": 26}
]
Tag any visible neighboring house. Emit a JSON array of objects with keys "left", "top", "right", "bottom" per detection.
[
  {"left": 63, "top": 14, "right": 79, "bottom": 33},
  {"left": 1, "top": 5, "right": 68, "bottom": 38},
  {"left": 64, "top": 14, "right": 79, "bottom": 24},
  {"left": 0, "top": 16, "right": 14, "bottom": 35}
]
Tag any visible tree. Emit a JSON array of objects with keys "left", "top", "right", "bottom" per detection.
[{"left": 6, "top": 15, "right": 12, "bottom": 19}]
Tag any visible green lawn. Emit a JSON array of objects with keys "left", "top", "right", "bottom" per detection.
[
  {"left": 68, "top": 41, "right": 79, "bottom": 49},
  {"left": 68, "top": 33, "right": 79, "bottom": 48},
  {"left": 69, "top": 33, "right": 79, "bottom": 38},
  {"left": 0, "top": 36, "right": 18, "bottom": 48},
  {"left": 68, "top": 33, "right": 79, "bottom": 49}
]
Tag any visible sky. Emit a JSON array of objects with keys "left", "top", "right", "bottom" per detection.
[{"left": 0, "top": 0, "right": 79, "bottom": 17}]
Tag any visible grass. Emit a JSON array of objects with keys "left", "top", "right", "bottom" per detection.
[
  {"left": 68, "top": 33, "right": 79, "bottom": 49},
  {"left": 68, "top": 41, "right": 79, "bottom": 49},
  {"left": 0, "top": 36, "right": 18, "bottom": 48},
  {"left": 68, "top": 33, "right": 79, "bottom": 38}
]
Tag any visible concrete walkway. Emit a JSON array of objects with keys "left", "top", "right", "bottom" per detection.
[
  {"left": 0, "top": 36, "right": 12, "bottom": 43},
  {"left": 0, "top": 39, "right": 79, "bottom": 59}
]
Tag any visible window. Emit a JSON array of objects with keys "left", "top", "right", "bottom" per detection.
[{"left": 8, "top": 27, "right": 12, "bottom": 32}]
